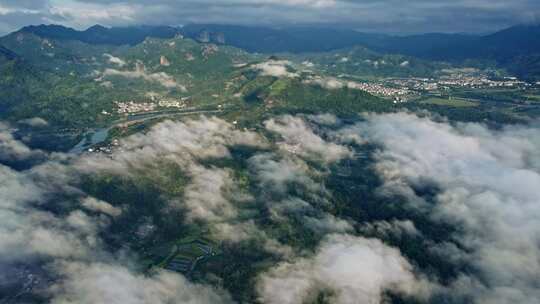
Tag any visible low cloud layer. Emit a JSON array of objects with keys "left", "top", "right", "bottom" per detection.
[
  {"left": 101, "top": 62, "right": 186, "bottom": 90},
  {"left": 0, "top": 117, "right": 260, "bottom": 303},
  {"left": 257, "top": 234, "right": 429, "bottom": 304},
  {"left": 265, "top": 115, "right": 352, "bottom": 163},
  {"left": 248, "top": 152, "right": 352, "bottom": 234},
  {"left": 0, "top": 122, "right": 45, "bottom": 162},
  {"left": 49, "top": 262, "right": 234, "bottom": 304},
  {"left": 103, "top": 53, "right": 126, "bottom": 67},
  {"left": 351, "top": 112, "right": 540, "bottom": 303},
  {"left": 81, "top": 196, "right": 122, "bottom": 217},
  {"left": 2, "top": 112, "right": 539, "bottom": 303},
  {"left": 76, "top": 116, "right": 266, "bottom": 174},
  {"left": 0, "top": 162, "right": 236, "bottom": 303},
  {"left": 253, "top": 60, "right": 299, "bottom": 78}
]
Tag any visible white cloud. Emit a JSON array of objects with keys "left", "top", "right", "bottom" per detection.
[
  {"left": 253, "top": 60, "right": 298, "bottom": 78},
  {"left": 360, "top": 220, "right": 422, "bottom": 239},
  {"left": 5, "top": 111, "right": 539, "bottom": 304},
  {"left": 330, "top": 123, "right": 366, "bottom": 145},
  {"left": 355, "top": 112, "right": 540, "bottom": 303},
  {"left": 0, "top": 4, "right": 40, "bottom": 16},
  {"left": 248, "top": 153, "right": 318, "bottom": 194},
  {"left": 17, "top": 117, "right": 49, "bottom": 127},
  {"left": 76, "top": 116, "right": 266, "bottom": 174},
  {"left": 265, "top": 115, "right": 352, "bottom": 163},
  {"left": 75, "top": 116, "right": 271, "bottom": 245},
  {"left": 257, "top": 234, "right": 430, "bottom": 304},
  {"left": 267, "top": 0, "right": 336, "bottom": 8},
  {"left": 248, "top": 152, "right": 352, "bottom": 234},
  {"left": 182, "top": 165, "right": 240, "bottom": 223},
  {"left": 81, "top": 197, "right": 122, "bottom": 217},
  {"left": 102, "top": 64, "right": 185, "bottom": 90},
  {"left": 306, "top": 113, "right": 340, "bottom": 126},
  {"left": 302, "top": 215, "right": 352, "bottom": 233},
  {"left": 0, "top": 164, "right": 94, "bottom": 262},
  {"left": 0, "top": 122, "right": 45, "bottom": 161},
  {"left": 0, "top": 118, "right": 243, "bottom": 303},
  {"left": 103, "top": 53, "right": 126, "bottom": 67},
  {"left": 50, "top": 262, "right": 234, "bottom": 304},
  {"left": 48, "top": 0, "right": 139, "bottom": 27},
  {"left": 305, "top": 76, "right": 345, "bottom": 90}
]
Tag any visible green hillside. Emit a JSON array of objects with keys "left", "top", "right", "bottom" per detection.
[
  {"left": 0, "top": 34, "right": 390, "bottom": 129},
  {"left": 291, "top": 46, "right": 452, "bottom": 79}
]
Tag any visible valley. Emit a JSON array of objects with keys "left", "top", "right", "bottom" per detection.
[
  {"left": 1, "top": 21, "right": 540, "bottom": 304},
  {"left": 2, "top": 25, "right": 539, "bottom": 150}
]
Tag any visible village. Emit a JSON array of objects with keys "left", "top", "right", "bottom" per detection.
[
  {"left": 114, "top": 97, "right": 188, "bottom": 114},
  {"left": 384, "top": 74, "right": 530, "bottom": 92},
  {"left": 356, "top": 73, "right": 536, "bottom": 103}
]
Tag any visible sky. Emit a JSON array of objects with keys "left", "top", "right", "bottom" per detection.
[{"left": 0, "top": 0, "right": 539, "bottom": 36}]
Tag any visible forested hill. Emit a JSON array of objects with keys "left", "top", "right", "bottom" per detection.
[
  {"left": 181, "top": 23, "right": 540, "bottom": 80},
  {"left": 0, "top": 45, "right": 18, "bottom": 61},
  {"left": 10, "top": 23, "right": 540, "bottom": 59}
]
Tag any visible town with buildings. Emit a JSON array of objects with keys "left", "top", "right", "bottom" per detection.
[
  {"left": 343, "top": 73, "right": 536, "bottom": 103},
  {"left": 115, "top": 101, "right": 156, "bottom": 114},
  {"left": 115, "top": 97, "right": 187, "bottom": 114},
  {"left": 346, "top": 81, "right": 411, "bottom": 101},
  {"left": 383, "top": 74, "right": 530, "bottom": 92}
]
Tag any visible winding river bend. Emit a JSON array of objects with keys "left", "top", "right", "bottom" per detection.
[{"left": 69, "top": 127, "right": 112, "bottom": 154}]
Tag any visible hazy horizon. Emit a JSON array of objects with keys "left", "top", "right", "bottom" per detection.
[{"left": 1, "top": 0, "right": 539, "bottom": 36}]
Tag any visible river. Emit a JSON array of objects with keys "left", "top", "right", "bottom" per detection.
[{"left": 68, "top": 108, "right": 224, "bottom": 154}]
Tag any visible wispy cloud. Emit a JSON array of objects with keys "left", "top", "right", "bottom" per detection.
[{"left": 101, "top": 62, "right": 186, "bottom": 90}]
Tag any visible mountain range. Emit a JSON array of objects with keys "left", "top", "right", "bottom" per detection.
[
  {"left": 181, "top": 24, "right": 540, "bottom": 80},
  {"left": 4, "top": 23, "right": 540, "bottom": 80},
  {"left": 0, "top": 22, "right": 537, "bottom": 130},
  {"left": 18, "top": 24, "right": 179, "bottom": 46}
]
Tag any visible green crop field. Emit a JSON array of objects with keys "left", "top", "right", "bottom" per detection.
[
  {"left": 525, "top": 94, "right": 540, "bottom": 102},
  {"left": 418, "top": 97, "right": 478, "bottom": 107}
]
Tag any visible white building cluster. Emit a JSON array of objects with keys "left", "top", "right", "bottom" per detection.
[
  {"left": 115, "top": 101, "right": 156, "bottom": 114},
  {"left": 347, "top": 81, "right": 410, "bottom": 98},
  {"left": 438, "top": 76, "right": 525, "bottom": 88},
  {"left": 386, "top": 74, "right": 530, "bottom": 92},
  {"left": 158, "top": 99, "right": 186, "bottom": 108},
  {"left": 385, "top": 78, "right": 439, "bottom": 91},
  {"left": 115, "top": 96, "right": 187, "bottom": 114}
]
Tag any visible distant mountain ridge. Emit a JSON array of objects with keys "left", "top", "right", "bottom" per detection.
[
  {"left": 181, "top": 25, "right": 390, "bottom": 53},
  {"left": 422, "top": 24, "right": 540, "bottom": 80},
  {"left": 3, "top": 23, "right": 540, "bottom": 80},
  {"left": 18, "top": 24, "right": 179, "bottom": 45},
  {"left": 9, "top": 23, "right": 540, "bottom": 58},
  {"left": 181, "top": 23, "right": 540, "bottom": 80},
  {"left": 180, "top": 24, "right": 481, "bottom": 54}
]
